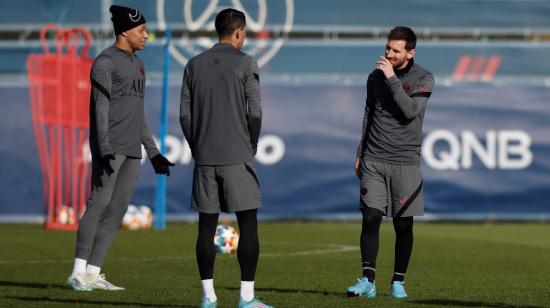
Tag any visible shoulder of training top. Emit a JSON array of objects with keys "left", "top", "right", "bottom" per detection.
[
  {"left": 412, "top": 63, "right": 434, "bottom": 77},
  {"left": 92, "top": 51, "right": 114, "bottom": 70},
  {"left": 94, "top": 47, "right": 115, "bottom": 63}
]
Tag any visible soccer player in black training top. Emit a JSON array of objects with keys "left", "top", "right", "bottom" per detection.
[
  {"left": 346, "top": 26, "right": 435, "bottom": 299},
  {"left": 180, "top": 8, "right": 272, "bottom": 308},
  {"left": 66, "top": 5, "right": 174, "bottom": 291}
]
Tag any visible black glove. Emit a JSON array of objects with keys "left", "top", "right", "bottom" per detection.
[
  {"left": 151, "top": 154, "right": 175, "bottom": 176},
  {"left": 101, "top": 154, "right": 115, "bottom": 176}
]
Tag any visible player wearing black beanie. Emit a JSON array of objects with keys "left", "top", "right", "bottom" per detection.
[
  {"left": 66, "top": 4, "right": 174, "bottom": 291},
  {"left": 109, "top": 4, "right": 146, "bottom": 35}
]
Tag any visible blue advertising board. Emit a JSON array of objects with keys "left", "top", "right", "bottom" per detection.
[{"left": 1, "top": 84, "right": 549, "bottom": 220}]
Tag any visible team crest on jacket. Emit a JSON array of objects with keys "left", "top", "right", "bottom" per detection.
[
  {"left": 156, "top": 0, "right": 294, "bottom": 68},
  {"left": 402, "top": 83, "right": 411, "bottom": 93}
]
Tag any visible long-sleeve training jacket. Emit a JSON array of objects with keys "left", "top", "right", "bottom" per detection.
[
  {"left": 89, "top": 45, "right": 159, "bottom": 159},
  {"left": 180, "top": 43, "right": 262, "bottom": 166},
  {"left": 357, "top": 59, "right": 435, "bottom": 166}
]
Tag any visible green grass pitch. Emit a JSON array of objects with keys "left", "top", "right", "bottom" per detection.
[{"left": 1, "top": 222, "right": 549, "bottom": 307}]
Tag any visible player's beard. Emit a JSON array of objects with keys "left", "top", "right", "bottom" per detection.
[{"left": 387, "top": 56, "right": 408, "bottom": 69}]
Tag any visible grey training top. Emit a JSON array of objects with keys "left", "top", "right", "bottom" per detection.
[
  {"left": 89, "top": 45, "right": 159, "bottom": 159},
  {"left": 180, "top": 43, "right": 262, "bottom": 166},
  {"left": 357, "top": 59, "right": 435, "bottom": 166}
]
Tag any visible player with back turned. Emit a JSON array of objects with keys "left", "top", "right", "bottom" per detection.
[{"left": 180, "top": 8, "right": 272, "bottom": 308}]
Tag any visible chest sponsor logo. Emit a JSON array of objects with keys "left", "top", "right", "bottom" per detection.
[{"left": 131, "top": 78, "right": 145, "bottom": 95}]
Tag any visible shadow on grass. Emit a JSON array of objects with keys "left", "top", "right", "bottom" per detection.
[
  {"left": 0, "top": 280, "right": 66, "bottom": 290},
  {"left": 409, "top": 299, "right": 545, "bottom": 308},
  {"left": 220, "top": 286, "right": 343, "bottom": 297},
  {"left": 2, "top": 295, "right": 194, "bottom": 308}
]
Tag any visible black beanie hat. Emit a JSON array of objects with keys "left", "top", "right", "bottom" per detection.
[{"left": 110, "top": 5, "right": 146, "bottom": 35}]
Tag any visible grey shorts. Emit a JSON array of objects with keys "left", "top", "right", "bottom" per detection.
[
  {"left": 191, "top": 162, "right": 262, "bottom": 214},
  {"left": 360, "top": 159, "right": 424, "bottom": 217}
]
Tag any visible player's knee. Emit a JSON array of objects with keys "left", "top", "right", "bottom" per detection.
[
  {"left": 236, "top": 208, "right": 258, "bottom": 219},
  {"left": 361, "top": 207, "right": 383, "bottom": 227},
  {"left": 393, "top": 217, "right": 413, "bottom": 234},
  {"left": 236, "top": 209, "right": 258, "bottom": 231},
  {"left": 198, "top": 212, "right": 218, "bottom": 235}
]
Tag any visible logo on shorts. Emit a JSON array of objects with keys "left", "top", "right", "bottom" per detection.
[
  {"left": 156, "top": 0, "right": 294, "bottom": 68},
  {"left": 399, "top": 196, "right": 409, "bottom": 206},
  {"left": 360, "top": 187, "right": 368, "bottom": 195}
]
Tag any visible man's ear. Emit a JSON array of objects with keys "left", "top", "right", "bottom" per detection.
[
  {"left": 235, "top": 26, "right": 245, "bottom": 39},
  {"left": 407, "top": 48, "right": 416, "bottom": 60},
  {"left": 120, "top": 31, "right": 128, "bottom": 37}
]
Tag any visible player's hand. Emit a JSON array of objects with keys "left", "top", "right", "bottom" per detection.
[
  {"left": 151, "top": 154, "right": 175, "bottom": 176},
  {"left": 376, "top": 56, "right": 395, "bottom": 79},
  {"left": 354, "top": 157, "right": 362, "bottom": 179},
  {"left": 101, "top": 154, "right": 115, "bottom": 176}
]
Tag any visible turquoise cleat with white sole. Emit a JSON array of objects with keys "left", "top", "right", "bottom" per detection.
[
  {"left": 238, "top": 296, "right": 273, "bottom": 308},
  {"left": 200, "top": 297, "right": 217, "bottom": 308},
  {"left": 391, "top": 280, "right": 408, "bottom": 298},
  {"left": 346, "top": 277, "right": 376, "bottom": 298}
]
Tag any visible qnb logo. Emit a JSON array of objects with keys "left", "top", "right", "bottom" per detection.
[
  {"left": 156, "top": 0, "right": 294, "bottom": 67},
  {"left": 422, "top": 130, "right": 533, "bottom": 170}
]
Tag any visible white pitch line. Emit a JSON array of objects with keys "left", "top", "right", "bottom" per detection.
[
  {"left": 262, "top": 244, "right": 358, "bottom": 257},
  {"left": 0, "top": 244, "right": 358, "bottom": 265}
]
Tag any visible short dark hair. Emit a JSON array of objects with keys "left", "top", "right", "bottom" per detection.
[
  {"left": 215, "top": 8, "right": 246, "bottom": 38},
  {"left": 388, "top": 26, "right": 417, "bottom": 50}
]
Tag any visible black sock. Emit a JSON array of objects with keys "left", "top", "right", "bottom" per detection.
[
  {"left": 236, "top": 209, "right": 259, "bottom": 282},
  {"left": 360, "top": 207, "right": 383, "bottom": 283},
  {"left": 392, "top": 272, "right": 406, "bottom": 282},
  {"left": 196, "top": 212, "right": 219, "bottom": 280},
  {"left": 393, "top": 216, "right": 413, "bottom": 283},
  {"left": 362, "top": 261, "right": 376, "bottom": 282}
]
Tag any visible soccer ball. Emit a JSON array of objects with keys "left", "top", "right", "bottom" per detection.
[
  {"left": 121, "top": 205, "right": 140, "bottom": 230},
  {"left": 138, "top": 205, "right": 153, "bottom": 229},
  {"left": 214, "top": 224, "right": 239, "bottom": 254}
]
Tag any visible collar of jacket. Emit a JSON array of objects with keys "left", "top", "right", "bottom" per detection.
[
  {"left": 395, "top": 58, "right": 414, "bottom": 78},
  {"left": 212, "top": 43, "right": 238, "bottom": 51},
  {"left": 112, "top": 45, "right": 136, "bottom": 59}
]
